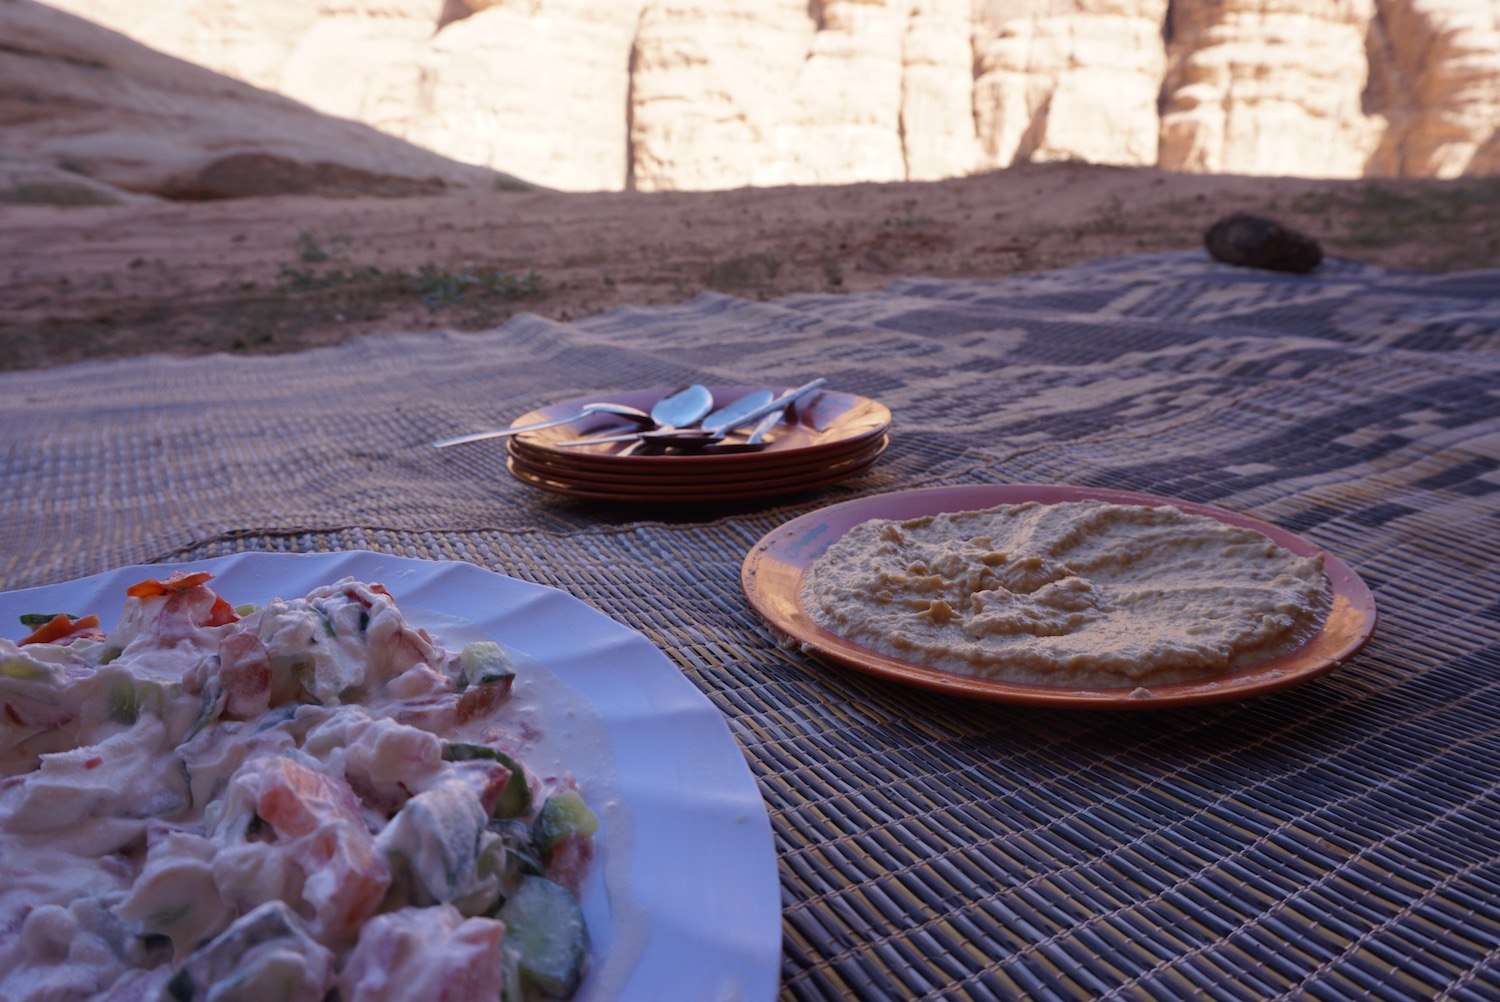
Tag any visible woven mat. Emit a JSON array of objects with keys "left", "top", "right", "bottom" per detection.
[{"left": 3, "top": 251, "right": 1498, "bottom": 999}]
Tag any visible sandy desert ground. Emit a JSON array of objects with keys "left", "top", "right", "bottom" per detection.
[{"left": 3, "top": 162, "right": 1497, "bottom": 371}]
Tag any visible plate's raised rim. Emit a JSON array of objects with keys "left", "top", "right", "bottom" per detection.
[
  {"left": 740, "top": 484, "right": 1379, "bottom": 710},
  {"left": 1, "top": 551, "right": 782, "bottom": 999}
]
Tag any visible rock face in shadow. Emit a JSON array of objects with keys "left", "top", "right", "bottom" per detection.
[
  {"left": 0, "top": 0, "right": 518, "bottom": 202},
  {"left": 158, "top": 154, "right": 450, "bottom": 200},
  {"left": 25, "top": 0, "right": 1500, "bottom": 192}
]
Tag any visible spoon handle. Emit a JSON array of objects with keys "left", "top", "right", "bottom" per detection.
[
  {"left": 432, "top": 412, "right": 581, "bottom": 448},
  {"left": 744, "top": 409, "right": 785, "bottom": 444},
  {"left": 701, "top": 389, "right": 776, "bottom": 435}
]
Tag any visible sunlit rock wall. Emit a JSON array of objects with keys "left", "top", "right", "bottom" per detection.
[
  {"left": 41, "top": 0, "right": 1500, "bottom": 190},
  {"left": 1159, "top": 0, "right": 1385, "bottom": 177},
  {"left": 1368, "top": 0, "right": 1500, "bottom": 177},
  {"left": 971, "top": 0, "right": 1169, "bottom": 171}
]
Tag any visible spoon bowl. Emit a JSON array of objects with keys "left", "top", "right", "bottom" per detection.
[
  {"left": 702, "top": 390, "right": 776, "bottom": 436},
  {"left": 618, "top": 384, "right": 714, "bottom": 456},
  {"left": 650, "top": 384, "right": 715, "bottom": 430},
  {"left": 556, "top": 379, "right": 828, "bottom": 450}
]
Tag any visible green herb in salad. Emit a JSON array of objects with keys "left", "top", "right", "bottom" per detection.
[
  {"left": 19, "top": 612, "right": 78, "bottom": 628},
  {"left": 442, "top": 742, "right": 532, "bottom": 818}
]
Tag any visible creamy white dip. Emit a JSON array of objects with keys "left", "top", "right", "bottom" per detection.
[
  {"left": 0, "top": 576, "right": 603, "bottom": 1001},
  {"left": 801, "top": 501, "right": 1329, "bottom": 686}
]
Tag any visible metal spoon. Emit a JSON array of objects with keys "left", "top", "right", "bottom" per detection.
[
  {"left": 696, "top": 408, "right": 786, "bottom": 454},
  {"left": 558, "top": 378, "right": 825, "bottom": 449},
  {"left": 744, "top": 408, "right": 785, "bottom": 445},
  {"left": 559, "top": 384, "right": 716, "bottom": 449},
  {"left": 617, "top": 384, "right": 715, "bottom": 455},
  {"left": 432, "top": 402, "right": 653, "bottom": 449},
  {"left": 649, "top": 384, "right": 715, "bottom": 431},
  {"left": 701, "top": 389, "right": 775, "bottom": 436},
  {"left": 726, "top": 377, "right": 825, "bottom": 433}
]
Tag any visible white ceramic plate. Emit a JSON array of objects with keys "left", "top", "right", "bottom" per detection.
[{"left": 0, "top": 551, "right": 781, "bottom": 1001}]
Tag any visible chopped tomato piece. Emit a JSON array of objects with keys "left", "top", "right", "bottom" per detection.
[
  {"left": 125, "top": 571, "right": 239, "bottom": 637},
  {"left": 544, "top": 833, "right": 594, "bottom": 898},
  {"left": 250, "top": 758, "right": 391, "bottom": 931},
  {"left": 125, "top": 571, "right": 214, "bottom": 598},
  {"left": 204, "top": 595, "right": 240, "bottom": 627},
  {"left": 218, "top": 631, "right": 273, "bottom": 719},
  {"left": 456, "top": 682, "right": 507, "bottom": 724},
  {"left": 19, "top": 613, "right": 100, "bottom": 646}
]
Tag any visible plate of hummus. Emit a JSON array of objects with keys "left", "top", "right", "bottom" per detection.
[
  {"left": 741, "top": 485, "right": 1377, "bottom": 708},
  {"left": 0, "top": 551, "right": 780, "bottom": 1001}
]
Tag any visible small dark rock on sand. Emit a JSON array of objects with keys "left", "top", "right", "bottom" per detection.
[{"left": 1204, "top": 213, "right": 1323, "bottom": 273}]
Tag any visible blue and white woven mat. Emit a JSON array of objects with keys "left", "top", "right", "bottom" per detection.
[{"left": 3, "top": 251, "right": 1497, "bottom": 999}]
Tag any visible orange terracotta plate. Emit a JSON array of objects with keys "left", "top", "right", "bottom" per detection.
[
  {"left": 740, "top": 484, "right": 1378, "bottom": 709},
  {"left": 507, "top": 450, "right": 884, "bottom": 504},
  {"left": 508, "top": 435, "right": 889, "bottom": 488},
  {"left": 509, "top": 432, "right": 886, "bottom": 480}
]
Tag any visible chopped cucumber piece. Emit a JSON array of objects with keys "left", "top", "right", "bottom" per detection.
[
  {"left": 168, "top": 901, "right": 331, "bottom": 1001},
  {"left": 440, "top": 741, "right": 497, "bottom": 762},
  {"left": 109, "top": 679, "right": 140, "bottom": 724},
  {"left": 182, "top": 683, "right": 226, "bottom": 742},
  {"left": 102, "top": 672, "right": 167, "bottom": 726},
  {"left": 384, "top": 780, "right": 488, "bottom": 903},
  {"left": 19, "top": 612, "right": 76, "bottom": 628},
  {"left": 488, "top": 819, "right": 546, "bottom": 880},
  {"left": 533, "top": 792, "right": 598, "bottom": 854},
  {"left": 498, "top": 876, "right": 586, "bottom": 998},
  {"left": 502, "top": 949, "right": 526, "bottom": 1002},
  {"left": 458, "top": 641, "right": 516, "bottom": 690},
  {"left": 315, "top": 607, "right": 337, "bottom": 637},
  {"left": 0, "top": 657, "right": 53, "bottom": 682},
  {"left": 443, "top": 743, "right": 531, "bottom": 818},
  {"left": 495, "top": 766, "right": 531, "bottom": 820}
]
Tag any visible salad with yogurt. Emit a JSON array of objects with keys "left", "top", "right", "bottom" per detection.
[{"left": 0, "top": 573, "right": 598, "bottom": 1001}]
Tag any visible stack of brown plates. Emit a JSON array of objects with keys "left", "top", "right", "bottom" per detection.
[{"left": 504, "top": 385, "right": 891, "bottom": 503}]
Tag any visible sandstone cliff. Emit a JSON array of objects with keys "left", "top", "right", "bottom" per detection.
[
  {"left": 0, "top": 0, "right": 518, "bottom": 202},
  {"left": 1160, "top": 0, "right": 1384, "bottom": 178},
  {"left": 30, "top": 0, "right": 1500, "bottom": 191},
  {"left": 1368, "top": 0, "right": 1500, "bottom": 177}
]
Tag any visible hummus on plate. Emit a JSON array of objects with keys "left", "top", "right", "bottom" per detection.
[{"left": 800, "top": 501, "right": 1329, "bottom": 687}]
